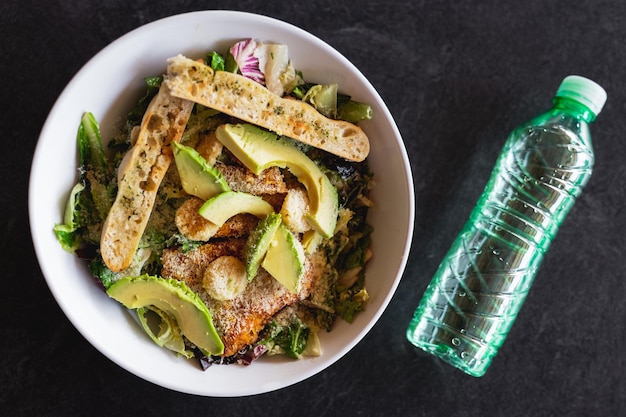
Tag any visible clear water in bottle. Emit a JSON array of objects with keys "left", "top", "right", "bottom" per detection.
[{"left": 406, "top": 75, "right": 607, "bottom": 377}]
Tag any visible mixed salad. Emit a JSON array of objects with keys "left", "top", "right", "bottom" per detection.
[{"left": 54, "top": 38, "right": 374, "bottom": 368}]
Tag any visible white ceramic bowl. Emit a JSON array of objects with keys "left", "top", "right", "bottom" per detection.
[{"left": 29, "top": 10, "right": 414, "bottom": 396}]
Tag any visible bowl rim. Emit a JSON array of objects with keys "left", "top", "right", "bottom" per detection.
[{"left": 29, "top": 9, "right": 415, "bottom": 396}]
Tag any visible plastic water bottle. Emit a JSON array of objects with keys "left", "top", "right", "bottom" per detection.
[{"left": 406, "top": 75, "right": 607, "bottom": 377}]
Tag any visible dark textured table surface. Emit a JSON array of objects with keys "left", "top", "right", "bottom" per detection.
[{"left": 3, "top": 1, "right": 624, "bottom": 415}]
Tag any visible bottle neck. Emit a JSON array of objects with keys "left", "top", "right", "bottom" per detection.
[{"left": 552, "top": 97, "right": 597, "bottom": 123}]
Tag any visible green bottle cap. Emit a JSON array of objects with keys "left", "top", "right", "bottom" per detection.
[{"left": 555, "top": 75, "right": 607, "bottom": 116}]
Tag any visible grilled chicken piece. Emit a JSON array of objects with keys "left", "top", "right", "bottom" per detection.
[{"left": 161, "top": 240, "right": 314, "bottom": 356}]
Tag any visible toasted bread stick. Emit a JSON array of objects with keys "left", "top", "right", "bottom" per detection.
[
  {"left": 164, "top": 55, "right": 370, "bottom": 162},
  {"left": 101, "top": 84, "right": 194, "bottom": 272}
]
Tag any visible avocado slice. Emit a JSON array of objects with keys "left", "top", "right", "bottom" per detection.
[
  {"left": 106, "top": 275, "right": 224, "bottom": 356},
  {"left": 198, "top": 191, "right": 274, "bottom": 227},
  {"left": 244, "top": 212, "right": 282, "bottom": 280},
  {"left": 261, "top": 222, "right": 305, "bottom": 294},
  {"left": 301, "top": 229, "right": 324, "bottom": 254},
  {"left": 172, "top": 141, "right": 230, "bottom": 200},
  {"left": 136, "top": 305, "right": 193, "bottom": 358},
  {"left": 215, "top": 123, "right": 338, "bottom": 238}
]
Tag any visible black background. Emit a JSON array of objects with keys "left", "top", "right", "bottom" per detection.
[{"left": 2, "top": 1, "right": 625, "bottom": 415}]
